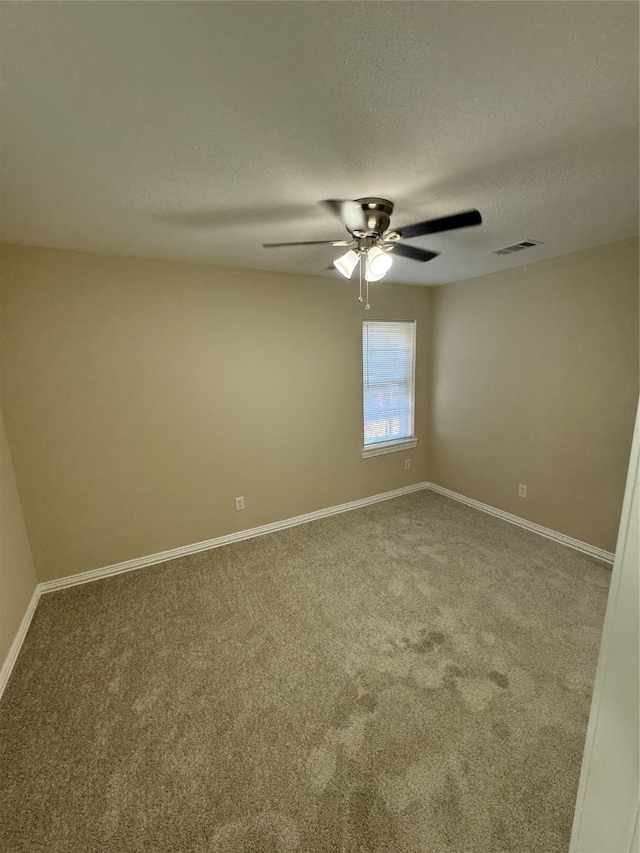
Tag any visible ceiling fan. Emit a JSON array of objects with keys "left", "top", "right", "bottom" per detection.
[{"left": 262, "top": 197, "right": 482, "bottom": 288}]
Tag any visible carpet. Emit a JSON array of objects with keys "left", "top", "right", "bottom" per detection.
[{"left": 0, "top": 491, "right": 610, "bottom": 852}]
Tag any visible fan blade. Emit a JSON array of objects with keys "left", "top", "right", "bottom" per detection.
[
  {"left": 321, "top": 199, "right": 368, "bottom": 234},
  {"left": 396, "top": 209, "right": 482, "bottom": 241},
  {"left": 391, "top": 244, "right": 440, "bottom": 263},
  {"left": 262, "top": 239, "right": 343, "bottom": 248}
]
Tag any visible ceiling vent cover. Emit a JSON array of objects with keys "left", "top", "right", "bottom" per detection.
[{"left": 493, "top": 239, "right": 543, "bottom": 256}]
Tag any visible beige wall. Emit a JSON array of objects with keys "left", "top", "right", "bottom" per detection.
[
  {"left": 0, "top": 245, "right": 431, "bottom": 582},
  {"left": 1, "top": 237, "right": 637, "bottom": 588},
  {"left": 0, "top": 407, "right": 38, "bottom": 668},
  {"left": 428, "top": 238, "right": 639, "bottom": 553}
]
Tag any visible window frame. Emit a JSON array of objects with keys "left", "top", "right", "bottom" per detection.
[{"left": 361, "top": 319, "right": 418, "bottom": 459}]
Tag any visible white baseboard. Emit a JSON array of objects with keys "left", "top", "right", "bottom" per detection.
[
  {"left": 2, "top": 479, "right": 612, "bottom": 701},
  {"left": 38, "top": 482, "right": 431, "bottom": 594},
  {"left": 0, "top": 585, "right": 42, "bottom": 701},
  {"left": 426, "top": 482, "right": 614, "bottom": 564},
  {"left": 38, "top": 479, "right": 614, "bottom": 597}
]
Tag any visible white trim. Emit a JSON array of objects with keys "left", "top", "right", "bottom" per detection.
[
  {"left": 427, "top": 482, "right": 614, "bottom": 564},
  {"left": 0, "top": 585, "right": 41, "bottom": 701},
  {"left": 2, "top": 479, "right": 614, "bottom": 702},
  {"left": 37, "top": 480, "right": 614, "bottom": 597},
  {"left": 569, "top": 402, "right": 639, "bottom": 852},
  {"left": 38, "top": 482, "right": 431, "bottom": 593},
  {"left": 362, "top": 438, "right": 418, "bottom": 458}
]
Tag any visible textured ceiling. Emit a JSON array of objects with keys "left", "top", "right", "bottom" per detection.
[{"left": 1, "top": 1, "right": 638, "bottom": 285}]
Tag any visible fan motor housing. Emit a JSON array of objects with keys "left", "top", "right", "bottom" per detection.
[{"left": 356, "top": 197, "right": 394, "bottom": 235}]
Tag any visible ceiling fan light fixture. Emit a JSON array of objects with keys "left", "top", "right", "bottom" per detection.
[
  {"left": 366, "top": 246, "right": 393, "bottom": 281},
  {"left": 263, "top": 198, "right": 482, "bottom": 306},
  {"left": 333, "top": 249, "right": 360, "bottom": 279}
]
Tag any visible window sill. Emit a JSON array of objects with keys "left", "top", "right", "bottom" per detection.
[{"left": 362, "top": 438, "right": 418, "bottom": 458}]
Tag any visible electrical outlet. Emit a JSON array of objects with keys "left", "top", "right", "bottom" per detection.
[
  {"left": 404, "top": 459, "right": 411, "bottom": 470},
  {"left": 518, "top": 484, "right": 527, "bottom": 498},
  {"left": 235, "top": 496, "right": 245, "bottom": 511}
]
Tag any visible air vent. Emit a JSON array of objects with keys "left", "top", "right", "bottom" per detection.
[{"left": 493, "top": 239, "right": 543, "bottom": 256}]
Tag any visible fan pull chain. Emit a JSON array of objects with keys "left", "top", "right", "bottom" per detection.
[
  {"left": 358, "top": 253, "right": 363, "bottom": 303},
  {"left": 365, "top": 275, "right": 370, "bottom": 310}
]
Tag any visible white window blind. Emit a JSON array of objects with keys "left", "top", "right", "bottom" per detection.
[{"left": 362, "top": 320, "right": 416, "bottom": 451}]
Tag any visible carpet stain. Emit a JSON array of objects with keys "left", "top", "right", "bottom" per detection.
[
  {"left": 332, "top": 680, "right": 359, "bottom": 728},
  {"left": 492, "top": 719, "right": 511, "bottom": 741},
  {"left": 356, "top": 693, "right": 377, "bottom": 713},
  {"left": 432, "top": 772, "right": 465, "bottom": 840},
  {"left": 491, "top": 816, "right": 513, "bottom": 851},
  {"left": 0, "top": 490, "right": 611, "bottom": 853},
  {"left": 489, "top": 670, "right": 510, "bottom": 689},
  {"left": 348, "top": 782, "right": 376, "bottom": 847},
  {"left": 404, "top": 627, "right": 446, "bottom": 654}
]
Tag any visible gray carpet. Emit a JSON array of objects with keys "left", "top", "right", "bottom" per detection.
[{"left": 0, "top": 491, "right": 610, "bottom": 852}]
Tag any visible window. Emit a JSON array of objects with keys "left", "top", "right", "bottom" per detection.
[{"left": 362, "top": 320, "right": 417, "bottom": 458}]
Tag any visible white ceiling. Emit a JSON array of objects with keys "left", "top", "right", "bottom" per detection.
[{"left": 1, "top": 1, "right": 638, "bottom": 286}]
